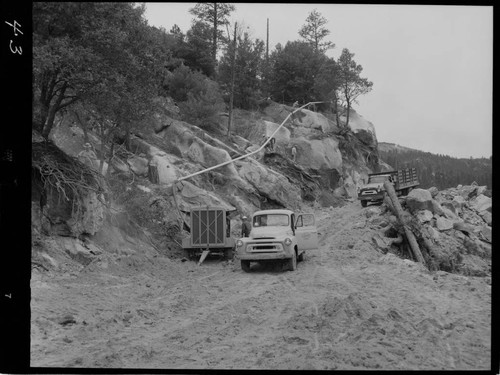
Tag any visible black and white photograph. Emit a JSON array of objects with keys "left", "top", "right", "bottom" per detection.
[{"left": 23, "top": 2, "right": 495, "bottom": 371}]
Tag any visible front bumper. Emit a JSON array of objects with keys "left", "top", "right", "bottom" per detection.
[
  {"left": 358, "top": 192, "right": 385, "bottom": 202},
  {"left": 236, "top": 241, "right": 293, "bottom": 260}
]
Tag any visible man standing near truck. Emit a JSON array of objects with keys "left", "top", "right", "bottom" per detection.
[{"left": 241, "top": 216, "right": 251, "bottom": 237}]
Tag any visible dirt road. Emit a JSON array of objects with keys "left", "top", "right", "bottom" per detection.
[{"left": 31, "top": 202, "right": 492, "bottom": 370}]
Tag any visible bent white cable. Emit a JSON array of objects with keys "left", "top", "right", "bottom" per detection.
[{"left": 175, "top": 101, "right": 326, "bottom": 184}]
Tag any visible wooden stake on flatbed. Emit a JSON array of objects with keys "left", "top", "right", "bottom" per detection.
[{"left": 383, "top": 181, "right": 426, "bottom": 265}]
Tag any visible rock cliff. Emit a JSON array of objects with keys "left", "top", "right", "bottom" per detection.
[{"left": 32, "top": 99, "right": 386, "bottom": 247}]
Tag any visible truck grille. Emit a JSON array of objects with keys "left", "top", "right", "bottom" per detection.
[
  {"left": 361, "top": 190, "right": 377, "bottom": 195},
  {"left": 247, "top": 243, "right": 283, "bottom": 252}
]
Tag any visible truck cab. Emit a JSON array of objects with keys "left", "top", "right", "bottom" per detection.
[
  {"left": 358, "top": 168, "right": 419, "bottom": 207},
  {"left": 235, "top": 209, "right": 318, "bottom": 272}
]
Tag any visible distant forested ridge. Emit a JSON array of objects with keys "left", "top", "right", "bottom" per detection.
[{"left": 378, "top": 143, "right": 492, "bottom": 190}]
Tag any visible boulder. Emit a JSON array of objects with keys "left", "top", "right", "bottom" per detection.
[
  {"left": 149, "top": 154, "right": 178, "bottom": 185},
  {"left": 441, "top": 202, "right": 456, "bottom": 214},
  {"left": 479, "top": 211, "right": 492, "bottom": 226},
  {"left": 441, "top": 205, "right": 458, "bottom": 220},
  {"left": 262, "top": 120, "right": 291, "bottom": 143},
  {"left": 431, "top": 200, "right": 445, "bottom": 216},
  {"left": 470, "top": 194, "right": 491, "bottom": 213},
  {"left": 427, "top": 187, "right": 439, "bottom": 198},
  {"left": 160, "top": 120, "right": 246, "bottom": 184},
  {"left": 127, "top": 156, "right": 149, "bottom": 176},
  {"left": 74, "top": 192, "right": 105, "bottom": 236},
  {"left": 341, "top": 108, "right": 378, "bottom": 149},
  {"left": 406, "top": 189, "right": 433, "bottom": 212},
  {"left": 237, "top": 159, "right": 302, "bottom": 209},
  {"left": 476, "top": 186, "right": 488, "bottom": 196},
  {"left": 263, "top": 103, "right": 336, "bottom": 133},
  {"left": 436, "top": 217, "right": 453, "bottom": 231},
  {"left": 458, "top": 185, "right": 478, "bottom": 199},
  {"left": 416, "top": 210, "right": 433, "bottom": 223},
  {"left": 453, "top": 221, "right": 475, "bottom": 235},
  {"left": 292, "top": 136, "right": 343, "bottom": 171},
  {"left": 452, "top": 195, "right": 467, "bottom": 210}
]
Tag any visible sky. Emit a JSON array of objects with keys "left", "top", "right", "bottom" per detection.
[{"left": 143, "top": 3, "right": 493, "bottom": 159}]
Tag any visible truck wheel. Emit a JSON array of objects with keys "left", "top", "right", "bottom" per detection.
[
  {"left": 361, "top": 200, "right": 367, "bottom": 208},
  {"left": 288, "top": 251, "right": 297, "bottom": 271},
  {"left": 241, "top": 260, "right": 251, "bottom": 272},
  {"left": 298, "top": 251, "right": 306, "bottom": 262}
]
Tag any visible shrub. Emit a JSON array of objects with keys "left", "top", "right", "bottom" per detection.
[{"left": 179, "top": 79, "right": 225, "bottom": 132}]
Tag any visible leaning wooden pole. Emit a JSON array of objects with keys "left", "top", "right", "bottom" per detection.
[{"left": 383, "top": 181, "right": 426, "bottom": 265}]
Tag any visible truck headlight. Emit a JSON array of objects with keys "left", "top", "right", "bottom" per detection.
[
  {"left": 236, "top": 239, "right": 243, "bottom": 247},
  {"left": 284, "top": 238, "right": 292, "bottom": 246}
]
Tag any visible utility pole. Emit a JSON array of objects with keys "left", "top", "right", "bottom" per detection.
[
  {"left": 266, "top": 18, "right": 269, "bottom": 61},
  {"left": 227, "top": 22, "right": 237, "bottom": 136}
]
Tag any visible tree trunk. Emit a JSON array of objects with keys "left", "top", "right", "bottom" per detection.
[
  {"left": 41, "top": 82, "right": 67, "bottom": 139},
  {"left": 345, "top": 102, "right": 351, "bottom": 129},
  {"left": 213, "top": 2, "right": 218, "bottom": 73},
  {"left": 333, "top": 94, "right": 341, "bottom": 128},
  {"left": 383, "top": 181, "right": 426, "bottom": 265},
  {"left": 227, "top": 22, "right": 237, "bottom": 136}
]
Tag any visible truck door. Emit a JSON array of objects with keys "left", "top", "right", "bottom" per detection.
[{"left": 295, "top": 214, "right": 318, "bottom": 250}]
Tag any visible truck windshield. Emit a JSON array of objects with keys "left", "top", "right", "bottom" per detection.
[
  {"left": 253, "top": 214, "right": 289, "bottom": 227},
  {"left": 369, "top": 175, "right": 390, "bottom": 183}
]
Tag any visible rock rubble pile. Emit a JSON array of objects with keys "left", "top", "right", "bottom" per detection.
[{"left": 370, "top": 183, "right": 491, "bottom": 277}]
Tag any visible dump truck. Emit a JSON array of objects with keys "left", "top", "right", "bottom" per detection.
[
  {"left": 235, "top": 209, "right": 318, "bottom": 272},
  {"left": 358, "top": 167, "right": 419, "bottom": 207},
  {"left": 181, "top": 206, "right": 236, "bottom": 263}
]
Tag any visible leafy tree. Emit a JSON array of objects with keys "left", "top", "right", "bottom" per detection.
[
  {"left": 337, "top": 48, "right": 373, "bottom": 128},
  {"left": 174, "top": 21, "right": 215, "bottom": 77},
  {"left": 165, "top": 64, "right": 208, "bottom": 102},
  {"left": 219, "top": 32, "right": 265, "bottom": 110},
  {"left": 189, "top": 2, "right": 236, "bottom": 71},
  {"left": 313, "top": 57, "right": 342, "bottom": 124},
  {"left": 179, "top": 78, "right": 225, "bottom": 132},
  {"left": 299, "top": 9, "right": 335, "bottom": 53},
  {"left": 268, "top": 41, "right": 326, "bottom": 104},
  {"left": 33, "top": 2, "right": 169, "bottom": 141},
  {"left": 169, "top": 24, "right": 183, "bottom": 39}
]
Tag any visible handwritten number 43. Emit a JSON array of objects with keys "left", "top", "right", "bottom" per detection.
[{"left": 5, "top": 20, "right": 23, "bottom": 55}]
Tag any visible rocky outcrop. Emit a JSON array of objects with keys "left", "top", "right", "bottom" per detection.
[
  {"left": 341, "top": 108, "right": 378, "bottom": 150},
  {"left": 236, "top": 159, "right": 302, "bottom": 210},
  {"left": 292, "top": 136, "right": 343, "bottom": 171}
]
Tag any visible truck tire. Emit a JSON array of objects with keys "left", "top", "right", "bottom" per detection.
[
  {"left": 241, "top": 260, "right": 251, "bottom": 272},
  {"left": 288, "top": 250, "right": 297, "bottom": 271},
  {"left": 298, "top": 251, "right": 306, "bottom": 262},
  {"left": 361, "top": 200, "right": 367, "bottom": 208}
]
